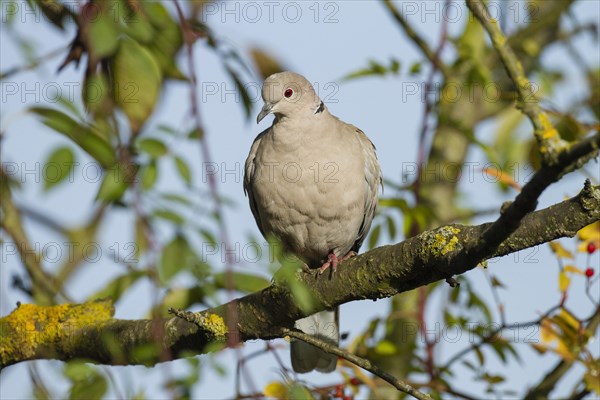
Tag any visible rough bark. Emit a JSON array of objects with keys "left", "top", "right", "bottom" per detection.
[{"left": 1, "top": 182, "right": 598, "bottom": 369}]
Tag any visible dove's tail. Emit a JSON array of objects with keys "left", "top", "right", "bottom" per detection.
[{"left": 290, "top": 309, "right": 339, "bottom": 373}]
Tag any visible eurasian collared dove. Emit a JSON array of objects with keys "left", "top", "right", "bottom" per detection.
[{"left": 244, "top": 71, "right": 381, "bottom": 373}]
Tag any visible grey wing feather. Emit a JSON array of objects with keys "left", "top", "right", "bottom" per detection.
[
  {"left": 243, "top": 128, "right": 269, "bottom": 238},
  {"left": 352, "top": 128, "right": 382, "bottom": 252}
]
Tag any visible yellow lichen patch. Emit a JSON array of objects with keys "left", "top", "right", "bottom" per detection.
[
  {"left": 421, "top": 226, "right": 463, "bottom": 257},
  {"left": 201, "top": 313, "right": 227, "bottom": 340},
  {"left": 538, "top": 113, "right": 559, "bottom": 140},
  {"left": 440, "top": 235, "right": 460, "bottom": 255},
  {"left": 0, "top": 300, "right": 114, "bottom": 365}
]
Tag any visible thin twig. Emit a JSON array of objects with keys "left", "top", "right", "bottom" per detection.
[
  {"left": 466, "top": 0, "right": 565, "bottom": 161},
  {"left": 0, "top": 46, "right": 66, "bottom": 80},
  {"left": 382, "top": 0, "right": 449, "bottom": 78},
  {"left": 171, "top": 0, "right": 248, "bottom": 392},
  {"left": 282, "top": 328, "right": 433, "bottom": 400},
  {"left": 413, "top": 5, "right": 451, "bottom": 378},
  {"left": 443, "top": 304, "right": 561, "bottom": 369}
]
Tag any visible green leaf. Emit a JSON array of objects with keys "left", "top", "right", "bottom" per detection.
[
  {"left": 467, "top": 289, "right": 493, "bottom": 323},
  {"left": 475, "top": 347, "right": 485, "bottom": 366},
  {"left": 343, "top": 58, "right": 401, "bottom": 81},
  {"left": 374, "top": 340, "right": 398, "bottom": 356},
  {"left": 157, "top": 124, "right": 180, "bottom": 136},
  {"left": 144, "top": 3, "right": 185, "bottom": 79},
  {"left": 64, "top": 362, "right": 94, "bottom": 381},
  {"left": 250, "top": 47, "right": 284, "bottom": 80},
  {"left": 409, "top": 62, "right": 422, "bottom": 75},
  {"left": 368, "top": 224, "right": 381, "bottom": 249},
  {"left": 225, "top": 66, "right": 252, "bottom": 118},
  {"left": 153, "top": 209, "right": 185, "bottom": 225},
  {"left": 64, "top": 362, "right": 107, "bottom": 400},
  {"left": 187, "top": 128, "right": 203, "bottom": 139},
  {"left": 198, "top": 229, "right": 217, "bottom": 245},
  {"left": 480, "top": 373, "right": 505, "bottom": 385},
  {"left": 135, "top": 218, "right": 148, "bottom": 258},
  {"left": 117, "top": 1, "right": 154, "bottom": 43},
  {"left": 157, "top": 287, "right": 210, "bottom": 316},
  {"left": 141, "top": 161, "right": 158, "bottom": 190},
  {"left": 91, "top": 270, "right": 148, "bottom": 302},
  {"left": 97, "top": 163, "right": 136, "bottom": 202},
  {"left": 161, "top": 193, "right": 192, "bottom": 206},
  {"left": 112, "top": 38, "right": 162, "bottom": 133},
  {"left": 213, "top": 272, "right": 270, "bottom": 293},
  {"left": 490, "top": 275, "right": 506, "bottom": 288},
  {"left": 137, "top": 138, "right": 168, "bottom": 158},
  {"left": 83, "top": 73, "right": 112, "bottom": 117},
  {"left": 88, "top": 10, "right": 119, "bottom": 59},
  {"left": 385, "top": 215, "right": 396, "bottom": 240},
  {"left": 272, "top": 261, "right": 316, "bottom": 313},
  {"left": 174, "top": 156, "right": 192, "bottom": 186},
  {"left": 30, "top": 107, "right": 116, "bottom": 168},
  {"left": 43, "top": 146, "right": 75, "bottom": 191},
  {"left": 288, "top": 384, "right": 314, "bottom": 400},
  {"left": 160, "top": 235, "right": 195, "bottom": 281}
]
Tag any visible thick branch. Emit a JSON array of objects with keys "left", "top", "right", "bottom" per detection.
[{"left": 2, "top": 182, "right": 598, "bottom": 369}]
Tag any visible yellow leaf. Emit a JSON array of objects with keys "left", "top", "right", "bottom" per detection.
[
  {"left": 549, "top": 241, "right": 574, "bottom": 259},
  {"left": 584, "top": 369, "right": 600, "bottom": 394},
  {"left": 564, "top": 265, "right": 584, "bottom": 275},
  {"left": 559, "top": 309, "right": 580, "bottom": 332},
  {"left": 584, "top": 360, "right": 600, "bottom": 394},
  {"left": 264, "top": 381, "right": 288, "bottom": 399},
  {"left": 559, "top": 271, "right": 570, "bottom": 292},
  {"left": 554, "top": 340, "right": 575, "bottom": 362},
  {"left": 531, "top": 343, "right": 549, "bottom": 354},
  {"left": 481, "top": 167, "right": 521, "bottom": 191},
  {"left": 578, "top": 221, "right": 600, "bottom": 241},
  {"left": 540, "top": 318, "right": 557, "bottom": 344},
  {"left": 374, "top": 340, "right": 397, "bottom": 355},
  {"left": 578, "top": 241, "right": 599, "bottom": 252}
]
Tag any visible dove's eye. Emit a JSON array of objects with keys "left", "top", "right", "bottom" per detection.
[{"left": 284, "top": 88, "right": 293, "bottom": 98}]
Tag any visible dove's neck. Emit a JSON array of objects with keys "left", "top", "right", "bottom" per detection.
[
  {"left": 274, "top": 103, "right": 329, "bottom": 125},
  {"left": 271, "top": 107, "right": 333, "bottom": 145}
]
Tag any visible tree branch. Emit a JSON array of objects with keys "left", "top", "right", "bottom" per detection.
[
  {"left": 466, "top": 0, "right": 566, "bottom": 161},
  {"left": 382, "top": 0, "right": 449, "bottom": 78},
  {"left": 282, "top": 329, "right": 432, "bottom": 400},
  {"left": 2, "top": 181, "right": 599, "bottom": 370}
]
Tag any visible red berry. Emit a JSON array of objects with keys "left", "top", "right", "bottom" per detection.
[
  {"left": 334, "top": 385, "right": 344, "bottom": 398},
  {"left": 585, "top": 268, "right": 594, "bottom": 278},
  {"left": 349, "top": 377, "right": 360, "bottom": 386},
  {"left": 587, "top": 243, "right": 597, "bottom": 254}
]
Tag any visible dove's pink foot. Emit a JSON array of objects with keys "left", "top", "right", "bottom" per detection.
[{"left": 318, "top": 251, "right": 357, "bottom": 274}]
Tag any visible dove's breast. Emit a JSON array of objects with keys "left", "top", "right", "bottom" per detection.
[{"left": 251, "top": 124, "right": 367, "bottom": 267}]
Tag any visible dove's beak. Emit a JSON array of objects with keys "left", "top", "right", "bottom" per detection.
[{"left": 257, "top": 103, "right": 273, "bottom": 124}]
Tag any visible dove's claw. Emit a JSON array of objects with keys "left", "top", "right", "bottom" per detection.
[
  {"left": 318, "top": 251, "right": 357, "bottom": 274},
  {"left": 319, "top": 253, "right": 338, "bottom": 274},
  {"left": 339, "top": 251, "right": 357, "bottom": 262}
]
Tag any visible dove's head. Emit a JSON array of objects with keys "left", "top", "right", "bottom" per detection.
[{"left": 257, "top": 72, "right": 322, "bottom": 123}]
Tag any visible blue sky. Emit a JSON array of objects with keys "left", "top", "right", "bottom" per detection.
[{"left": 1, "top": 1, "right": 599, "bottom": 398}]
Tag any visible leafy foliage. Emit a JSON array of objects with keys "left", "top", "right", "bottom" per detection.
[{"left": 1, "top": 1, "right": 598, "bottom": 399}]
